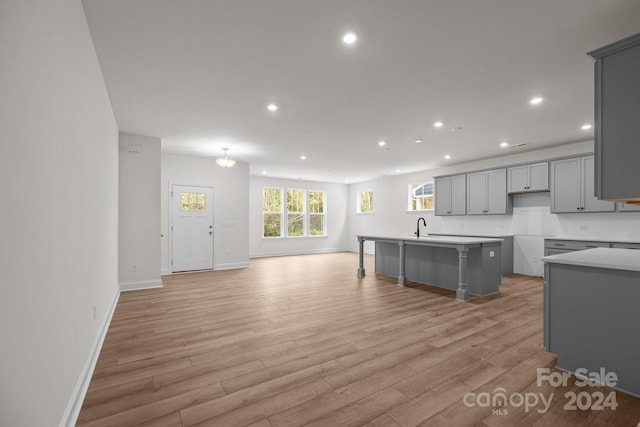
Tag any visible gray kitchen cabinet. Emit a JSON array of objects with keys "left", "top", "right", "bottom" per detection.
[
  {"left": 612, "top": 242, "right": 640, "bottom": 249},
  {"left": 544, "top": 239, "right": 610, "bottom": 256},
  {"left": 467, "top": 168, "right": 508, "bottom": 215},
  {"left": 617, "top": 202, "right": 640, "bottom": 212},
  {"left": 434, "top": 174, "right": 466, "bottom": 216},
  {"left": 507, "top": 162, "right": 549, "bottom": 193},
  {"left": 588, "top": 32, "right": 640, "bottom": 203},
  {"left": 550, "top": 155, "right": 615, "bottom": 213}
]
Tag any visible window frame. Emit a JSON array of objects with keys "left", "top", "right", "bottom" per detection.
[
  {"left": 408, "top": 182, "right": 434, "bottom": 212},
  {"left": 356, "top": 189, "right": 374, "bottom": 214},
  {"left": 286, "top": 188, "right": 306, "bottom": 238},
  {"left": 262, "top": 187, "right": 283, "bottom": 238},
  {"left": 308, "top": 190, "right": 327, "bottom": 237}
]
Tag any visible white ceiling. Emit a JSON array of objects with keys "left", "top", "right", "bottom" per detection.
[{"left": 82, "top": 0, "right": 640, "bottom": 183}]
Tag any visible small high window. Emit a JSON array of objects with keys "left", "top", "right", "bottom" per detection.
[
  {"left": 357, "top": 190, "right": 374, "bottom": 213},
  {"left": 408, "top": 183, "right": 434, "bottom": 211}
]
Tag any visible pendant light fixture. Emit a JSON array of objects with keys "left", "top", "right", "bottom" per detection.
[{"left": 215, "top": 147, "right": 236, "bottom": 168}]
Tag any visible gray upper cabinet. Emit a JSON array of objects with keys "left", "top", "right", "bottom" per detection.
[
  {"left": 467, "top": 168, "right": 508, "bottom": 215},
  {"left": 507, "top": 162, "right": 549, "bottom": 193},
  {"left": 434, "top": 174, "right": 466, "bottom": 216},
  {"left": 550, "top": 155, "right": 615, "bottom": 213},
  {"left": 588, "top": 33, "right": 640, "bottom": 203}
]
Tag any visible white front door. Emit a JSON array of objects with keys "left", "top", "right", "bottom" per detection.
[{"left": 171, "top": 185, "right": 214, "bottom": 272}]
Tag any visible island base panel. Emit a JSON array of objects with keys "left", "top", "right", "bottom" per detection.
[{"left": 374, "top": 242, "right": 501, "bottom": 296}]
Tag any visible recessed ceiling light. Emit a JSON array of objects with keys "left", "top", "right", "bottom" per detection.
[
  {"left": 581, "top": 124, "right": 592, "bottom": 130},
  {"left": 414, "top": 139, "right": 423, "bottom": 144},
  {"left": 300, "top": 155, "right": 306, "bottom": 160},
  {"left": 529, "top": 96, "right": 543, "bottom": 105},
  {"left": 342, "top": 32, "right": 357, "bottom": 44},
  {"left": 378, "top": 140, "right": 386, "bottom": 146},
  {"left": 261, "top": 170, "right": 267, "bottom": 174},
  {"left": 267, "top": 103, "right": 278, "bottom": 111},
  {"left": 444, "top": 154, "right": 451, "bottom": 160},
  {"left": 500, "top": 141, "right": 509, "bottom": 147},
  {"left": 434, "top": 121, "right": 444, "bottom": 128},
  {"left": 395, "top": 169, "right": 401, "bottom": 173}
]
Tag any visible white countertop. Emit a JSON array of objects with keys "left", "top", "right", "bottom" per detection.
[
  {"left": 429, "top": 232, "right": 514, "bottom": 238},
  {"left": 541, "top": 247, "right": 640, "bottom": 272},
  {"left": 547, "top": 236, "right": 640, "bottom": 244},
  {"left": 357, "top": 234, "right": 503, "bottom": 245}
]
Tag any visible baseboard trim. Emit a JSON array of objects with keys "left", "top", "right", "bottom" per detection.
[
  {"left": 60, "top": 290, "right": 120, "bottom": 427},
  {"left": 250, "top": 248, "right": 349, "bottom": 258},
  {"left": 161, "top": 268, "right": 171, "bottom": 275},
  {"left": 214, "top": 261, "right": 250, "bottom": 270},
  {"left": 119, "top": 279, "right": 163, "bottom": 292},
  {"left": 348, "top": 248, "right": 375, "bottom": 255}
]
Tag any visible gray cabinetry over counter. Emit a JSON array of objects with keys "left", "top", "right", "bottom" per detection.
[
  {"left": 434, "top": 175, "right": 466, "bottom": 216},
  {"left": 588, "top": 32, "right": 640, "bottom": 204},
  {"left": 466, "top": 168, "right": 509, "bottom": 215},
  {"left": 507, "top": 162, "right": 549, "bottom": 193},
  {"left": 550, "top": 155, "right": 615, "bottom": 213}
]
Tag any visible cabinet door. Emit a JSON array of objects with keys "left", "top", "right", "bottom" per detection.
[
  {"left": 596, "top": 41, "right": 640, "bottom": 200},
  {"left": 550, "top": 158, "right": 581, "bottom": 213},
  {"left": 486, "top": 169, "right": 507, "bottom": 214},
  {"left": 528, "top": 162, "right": 549, "bottom": 191},
  {"left": 434, "top": 177, "right": 451, "bottom": 216},
  {"left": 507, "top": 165, "right": 528, "bottom": 193},
  {"left": 450, "top": 175, "right": 466, "bottom": 215},
  {"left": 466, "top": 171, "right": 487, "bottom": 214},
  {"left": 582, "top": 156, "right": 615, "bottom": 212}
]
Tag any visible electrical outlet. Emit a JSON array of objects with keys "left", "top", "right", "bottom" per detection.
[
  {"left": 489, "top": 251, "right": 495, "bottom": 257},
  {"left": 93, "top": 305, "right": 97, "bottom": 320},
  {"left": 131, "top": 264, "right": 137, "bottom": 272},
  {"left": 579, "top": 225, "right": 589, "bottom": 231}
]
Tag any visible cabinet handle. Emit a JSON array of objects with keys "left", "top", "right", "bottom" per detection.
[
  {"left": 554, "top": 243, "right": 566, "bottom": 246},
  {"left": 586, "top": 245, "right": 599, "bottom": 248}
]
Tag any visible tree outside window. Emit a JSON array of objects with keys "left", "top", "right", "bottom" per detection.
[
  {"left": 263, "top": 187, "right": 282, "bottom": 237},
  {"left": 308, "top": 191, "right": 326, "bottom": 236},
  {"left": 287, "top": 189, "right": 305, "bottom": 237},
  {"left": 357, "top": 190, "right": 374, "bottom": 213}
]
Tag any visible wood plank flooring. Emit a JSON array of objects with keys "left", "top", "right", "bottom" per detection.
[{"left": 78, "top": 252, "right": 640, "bottom": 426}]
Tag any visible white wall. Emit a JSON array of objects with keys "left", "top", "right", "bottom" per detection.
[
  {"left": 347, "top": 141, "right": 640, "bottom": 276},
  {"left": 250, "top": 176, "right": 350, "bottom": 257},
  {"left": 161, "top": 154, "right": 250, "bottom": 272},
  {"left": 119, "top": 133, "right": 161, "bottom": 289},
  {"left": 0, "top": 1, "right": 119, "bottom": 426}
]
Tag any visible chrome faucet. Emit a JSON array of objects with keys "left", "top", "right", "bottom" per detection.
[{"left": 415, "top": 217, "right": 427, "bottom": 238}]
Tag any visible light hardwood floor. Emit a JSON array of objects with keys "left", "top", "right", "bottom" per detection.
[{"left": 78, "top": 252, "right": 640, "bottom": 426}]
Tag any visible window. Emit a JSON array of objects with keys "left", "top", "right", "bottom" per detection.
[
  {"left": 286, "top": 189, "right": 305, "bottom": 237},
  {"left": 263, "top": 188, "right": 327, "bottom": 238},
  {"left": 357, "top": 190, "right": 374, "bottom": 213},
  {"left": 409, "top": 183, "right": 434, "bottom": 211},
  {"left": 308, "top": 191, "right": 326, "bottom": 236},
  {"left": 263, "top": 187, "right": 282, "bottom": 237},
  {"left": 180, "top": 192, "right": 206, "bottom": 211}
]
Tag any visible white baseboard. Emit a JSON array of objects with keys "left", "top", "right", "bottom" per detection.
[
  {"left": 250, "top": 248, "right": 349, "bottom": 258},
  {"left": 214, "top": 261, "right": 250, "bottom": 270},
  {"left": 60, "top": 290, "right": 120, "bottom": 427},
  {"left": 161, "top": 268, "right": 171, "bottom": 275},
  {"left": 119, "top": 279, "right": 163, "bottom": 292}
]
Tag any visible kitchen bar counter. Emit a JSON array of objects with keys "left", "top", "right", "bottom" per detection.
[
  {"left": 542, "top": 248, "right": 640, "bottom": 397},
  {"left": 542, "top": 247, "right": 640, "bottom": 272},
  {"left": 356, "top": 234, "right": 502, "bottom": 301}
]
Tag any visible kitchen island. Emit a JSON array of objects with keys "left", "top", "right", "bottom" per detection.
[
  {"left": 356, "top": 234, "right": 502, "bottom": 301},
  {"left": 542, "top": 248, "right": 640, "bottom": 397}
]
